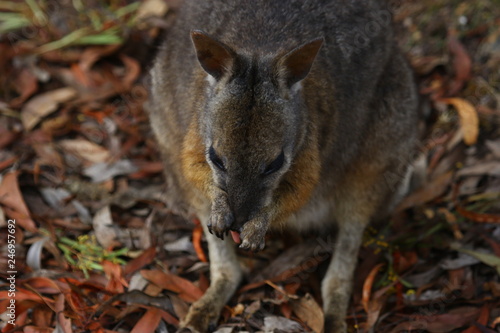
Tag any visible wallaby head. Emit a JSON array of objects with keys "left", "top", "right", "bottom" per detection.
[{"left": 190, "top": 30, "right": 323, "bottom": 234}]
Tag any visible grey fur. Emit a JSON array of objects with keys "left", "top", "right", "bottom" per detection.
[{"left": 148, "top": 0, "right": 419, "bottom": 332}]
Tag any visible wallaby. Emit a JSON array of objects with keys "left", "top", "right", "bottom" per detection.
[{"left": 148, "top": 0, "right": 419, "bottom": 332}]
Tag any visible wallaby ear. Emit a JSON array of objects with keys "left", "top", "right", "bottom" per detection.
[
  {"left": 280, "top": 38, "right": 324, "bottom": 88},
  {"left": 191, "top": 30, "right": 235, "bottom": 80}
]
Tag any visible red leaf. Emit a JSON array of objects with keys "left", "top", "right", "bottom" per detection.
[
  {"left": 10, "top": 68, "right": 38, "bottom": 107},
  {"left": 0, "top": 171, "right": 37, "bottom": 232},
  {"left": 55, "top": 294, "right": 73, "bottom": 333},
  {"left": 456, "top": 205, "right": 500, "bottom": 224},
  {"left": 447, "top": 29, "right": 472, "bottom": 95},
  {"left": 362, "top": 263, "right": 386, "bottom": 330},
  {"left": 391, "top": 307, "right": 481, "bottom": 333},
  {"left": 123, "top": 247, "right": 157, "bottom": 276},
  {"left": 193, "top": 224, "right": 207, "bottom": 262},
  {"left": 131, "top": 307, "right": 162, "bottom": 333},
  {"left": 103, "top": 260, "right": 128, "bottom": 294},
  {"left": 141, "top": 269, "right": 203, "bottom": 303}
]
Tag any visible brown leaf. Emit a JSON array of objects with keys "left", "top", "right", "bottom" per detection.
[
  {"left": 396, "top": 171, "right": 453, "bottom": 212},
  {"left": 141, "top": 269, "right": 203, "bottom": 303},
  {"left": 0, "top": 171, "right": 37, "bottom": 232},
  {"left": 0, "top": 126, "right": 18, "bottom": 150},
  {"left": 21, "top": 87, "right": 77, "bottom": 131},
  {"left": 123, "top": 247, "right": 157, "bottom": 276},
  {"left": 362, "top": 264, "right": 384, "bottom": 312},
  {"left": 361, "top": 263, "right": 386, "bottom": 330},
  {"left": 136, "top": 0, "right": 169, "bottom": 20},
  {"left": 25, "top": 277, "right": 68, "bottom": 294},
  {"left": 440, "top": 98, "right": 479, "bottom": 146},
  {"left": 59, "top": 139, "right": 110, "bottom": 165},
  {"left": 120, "top": 54, "right": 141, "bottom": 90},
  {"left": 390, "top": 307, "right": 481, "bottom": 333},
  {"left": 92, "top": 206, "right": 121, "bottom": 249},
  {"left": 10, "top": 68, "right": 38, "bottom": 107},
  {"left": 103, "top": 260, "right": 128, "bottom": 294},
  {"left": 192, "top": 224, "right": 207, "bottom": 262},
  {"left": 55, "top": 293, "right": 73, "bottom": 333},
  {"left": 0, "top": 288, "right": 53, "bottom": 304},
  {"left": 290, "top": 293, "right": 324, "bottom": 333},
  {"left": 462, "top": 305, "right": 489, "bottom": 333},
  {"left": 33, "top": 143, "right": 65, "bottom": 170},
  {"left": 447, "top": 29, "right": 472, "bottom": 95},
  {"left": 79, "top": 45, "right": 121, "bottom": 73}
]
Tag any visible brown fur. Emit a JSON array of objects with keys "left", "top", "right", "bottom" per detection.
[{"left": 147, "top": 0, "right": 419, "bottom": 332}]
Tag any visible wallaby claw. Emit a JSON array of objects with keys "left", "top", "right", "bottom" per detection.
[
  {"left": 209, "top": 196, "right": 234, "bottom": 239},
  {"left": 239, "top": 217, "right": 268, "bottom": 252}
]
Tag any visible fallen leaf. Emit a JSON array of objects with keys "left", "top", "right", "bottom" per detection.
[
  {"left": 456, "top": 161, "right": 500, "bottom": 177},
  {"left": 33, "top": 143, "right": 64, "bottom": 169},
  {"left": 10, "top": 67, "right": 38, "bottom": 107},
  {"left": 456, "top": 205, "right": 500, "bottom": 224},
  {"left": 120, "top": 54, "right": 141, "bottom": 90},
  {"left": 0, "top": 171, "right": 37, "bottom": 231},
  {"left": 123, "top": 247, "right": 157, "bottom": 276},
  {"left": 447, "top": 29, "right": 472, "bottom": 95},
  {"left": 396, "top": 171, "right": 453, "bottom": 212},
  {"left": 440, "top": 98, "right": 479, "bottom": 146},
  {"left": 390, "top": 307, "right": 481, "bottom": 333},
  {"left": 362, "top": 263, "right": 385, "bottom": 314},
  {"left": 290, "top": 293, "right": 323, "bottom": 333},
  {"left": 83, "top": 160, "right": 138, "bottom": 182},
  {"left": 440, "top": 252, "right": 480, "bottom": 270},
  {"left": 59, "top": 139, "right": 110, "bottom": 164},
  {"left": 103, "top": 260, "right": 128, "bottom": 294},
  {"left": 92, "top": 205, "right": 121, "bottom": 248},
  {"left": 164, "top": 235, "right": 195, "bottom": 253},
  {"left": 21, "top": 87, "right": 77, "bottom": 131},
  {"left": 192, "top": 224, "right": 207, "bottom": 262},
  {"left": 26, "top": 237, "right": 49, "bottom": 271},
  {"left": 136, "top": 0, "right": 169, "bottom": 20},
  {"left": 141, "top": 269, "right": 203, "bottom": 303},
  {"left": 462, "top": 305, "right": 490, "bottom": 333},
  {"left": 263, "top": 315, "right": 305, "bottom": 332},
  {"left": 79, "top": 45, "right": 121, "bottom": 73},
  {"left": 55, "top": 293, "right": 73, "bottom": 333},
  {"left": 451, "top": 245, "right": 500, "bottom": 275}
]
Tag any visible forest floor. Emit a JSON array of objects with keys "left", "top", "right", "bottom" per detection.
[{"left": 0, "top": 0, "right": 500, "bottom": 332}]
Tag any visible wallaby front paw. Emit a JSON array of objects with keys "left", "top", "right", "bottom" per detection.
[
  {"left": 208, "top": 197, "right": 234, "bottom": 239},
  {"left": 239, "top": 218, "right": 268, "bottom": 251}
]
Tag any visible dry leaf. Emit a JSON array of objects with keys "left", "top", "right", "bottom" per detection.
[
  {"left": 440, "top": 97, "right": 479, "bottom": 145},
  {"left": 396, "top": 171, "right": 453, "bottom": 212},
  {"left": 263, "top": 316, "right": 305, "bottom": 332},
  {"left": 103, "top": 260, "right": 128, "bottom": 294},
  {"left": 131, "top": 307, "right": 162, "bottom": 333},
  {"left": 136, "top": 0, "right": 169, "bottom": 20},
  {"left": 447, "top": 30, "right": 472, "bottom": 95},
  {"left": 11, "top": 68, "right": 38, "bottom": 107},
  {"left": 0, "top": 171, "right": 37, "bottom": 231},
  {"left": 92, "top": 206, "right": 121, "bottom": 248},
  {"left": 59, "top": 139, "right": 110, "bottom": 164},
  {"left": 141, "top": 269, "right": 203, "bottom": 303},
  {"left": 290, "top": 293, "right": 324, "bottom": 333},
  {"left": 21, "top": 87, "right": 77, "bottom": 131}
]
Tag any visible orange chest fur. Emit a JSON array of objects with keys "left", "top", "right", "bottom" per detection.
[{"left": 181, "top": 121, "right": 321, "bottom": 224}]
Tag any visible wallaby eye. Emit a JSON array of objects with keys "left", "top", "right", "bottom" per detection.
[
  {"left": 209, "top": 146, "right": 226, "bottom": 171},
  {"left": 263, "top": 151, "right": 285, "bottom": 176}
]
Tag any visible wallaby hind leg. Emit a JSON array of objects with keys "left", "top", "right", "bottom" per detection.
[
  {"left": 178, "top": 219, "right": 242, "bottom": 333},
  {"left": 322, "top": 172, "right": 388, "bottom": 333},
  {"left": 322, "top": 217, "right": 366, "bottom": 333}
]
